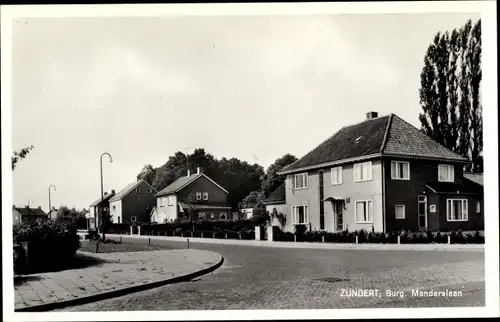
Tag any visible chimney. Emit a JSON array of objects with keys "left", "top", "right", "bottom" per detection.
[
  {"left": 366, "top": 111, "right": 378, "bottom": 120},
  {"left": 111, "top": 189, "right": 115, "bottom": 194},
  {"left": 104, "top": 192, "right": 108, "bottom": 196},
  {"left": 197, "top": 167, "right": 201, "bottom": 174},
  {"left": 25, "top": 205, "right": 29, "bottom": 209},
  {"left": 187, "top": 169, "right": 191, "bottom": 177}
]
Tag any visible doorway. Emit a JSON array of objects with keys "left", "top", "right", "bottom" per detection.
[
  {"left": 334, "top": 201, "right": 344, "bottom": 232},
  {"left": 418, "top": 195, "right": 427, "bottom": 230}
]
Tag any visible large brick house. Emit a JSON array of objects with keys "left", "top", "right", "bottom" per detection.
[
  {"left": 276, "top": 112, "right": 484, "bottom": 233},
  {"left": 153, "top": 167, "right": 231, "bottom": 223},
  {"left": 109, "top": 180, "right": 158, "bottom": 224}
]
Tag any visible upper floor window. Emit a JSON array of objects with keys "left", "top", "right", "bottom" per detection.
[
  {"left": 220, "top": 212, "right": 227, "bottom": 220},
  {"left": 391, "top": 161, "right": 410, "bottom": 180},
  {"left": 196, "top": 192, "right": 202, "bottom": 200},
  {"left": 135, "top": 188, "right": 140, "bottom": 193},
  {"left": 476, "top": 201, "right": 480, "bottom": 213},
  {"left": 438, "top": 164, "right": 454, "bottom": 182},
  {"left": 331, "top": 167, "right": 343, "bottom": 185},
  {"left": 131, "top": 216, "right": 137, "bottom": 222},
  {"left": 395, "top": 205, "right": 406, "bottom": 219},
  {"left": 148, "top": 188, "right": 153, "bottom": 193},
  {"left": 293, "top": 173, "right": 308, "bottom": 190},
  {"left": 203, "top": 192, "right": 209, "bottom": 200},
  {"left": 112, "top": 205, "right": 116, "bottom": 211},
  {"left": 159, "top": 197, "right": 165, "bottom": 207},
  {"left": 167, "top": 196, "right": 174, "bottom": 206},
  {"left": 354, "top": 161, "right": 372, "bottom": 182}
]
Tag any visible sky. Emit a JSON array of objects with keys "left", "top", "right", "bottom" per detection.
[{"left": 10, "top": 12, "right": 481, "bottom": 211}]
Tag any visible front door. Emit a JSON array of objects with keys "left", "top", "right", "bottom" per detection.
[
  {"left": 418, "top": 195, "right": 427, "bottom": 230},
  {"left": 334, "top": 201, "right": 344, "bottom": 232}
]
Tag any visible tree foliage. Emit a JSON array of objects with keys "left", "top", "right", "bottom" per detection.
[
  {"left": 12, "top": 145, "right": 34, "bottom": 170},
  {"left": 260, "top": 153, "right": 297, "bottom": 198},
  {"left": 418, "top": 19, "right": 482, "bottom": 173}
]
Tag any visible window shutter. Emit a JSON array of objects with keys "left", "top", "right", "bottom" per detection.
[
  {"left": 463, "top": 200, "right": 468, "bottom": 219},
  {"left": 339, "top": 168, "right": 343, "bottom": 184}
]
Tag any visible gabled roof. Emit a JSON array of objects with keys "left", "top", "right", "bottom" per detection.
[
  {"left": 426, "top": 179, "right": 483, "bottom": 195},
  {"left": 279, "top": 114, "right": 468, "bottom": 175},
  {"left": 464, "top": 173, "right": 483, "bottom": 186},
  {"left": 263, "top": 183, "right": 286, "bottom": 205},
  {"left": 89, "top": 191, "right": 115, "bottom": 207},
  {"left": 13, "top": 206, "right": 48, "bottom": 217},
  {"left": 155, "top": 173, "right": 228, "bottom": 197},
  {"left": 109, "top": 179, "right": 157, "bottom": 202}
]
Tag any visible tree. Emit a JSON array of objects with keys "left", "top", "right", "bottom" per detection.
[
  {"left": 418, "top": 19, "right": 482, "bottom": 173},
  {"left": 238, "top": 190, "right": 265, "bottom": 210},
  {"left": 261, "top": 154, "right": 298, "bottom": 198},
  {"left": 12, "top": 145, "right": 34, "bottom": 170},
  {"left": 137, "top": 164, "right": 155, "bottom": 185}
]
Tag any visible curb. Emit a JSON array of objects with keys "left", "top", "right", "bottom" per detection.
[
  {"left": 107, "top": 234, "right": 484, "bottom": 252},
  {"left": 15, "top": 252, "right": 224, "bottom": 312}
]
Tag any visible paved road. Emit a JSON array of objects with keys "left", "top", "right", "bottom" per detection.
[{"left": 60, "top": 237, "right": 485, "bottom": 311}]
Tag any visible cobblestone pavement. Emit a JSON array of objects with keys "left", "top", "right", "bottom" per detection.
[
  {"left": 59, "top": 238, "right": 485, "bottom": 311},
  {"left": 14, "top": 249, "right": 221, "bottom": 310}
]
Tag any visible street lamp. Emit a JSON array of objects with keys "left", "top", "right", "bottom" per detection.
[
  {"left": 100, "top": 152, "right": 113, "bottom": 239},
  {"left": 179, "top": 146, "right": 195, "bottom": 176},
  {"left": 48, "top": 185, "right": 56, "bottom": 213}
]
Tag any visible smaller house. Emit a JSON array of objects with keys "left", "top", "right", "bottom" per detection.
[
  {"left": 88, "top": 190, "right": 116, "bottom": 229},
  {"left": 155, "top": 167, "right": 231, "bottom": 223},
  {"left": 109, "top": 179, "right": 158, "bottom": 224},
  {"left": 262, "top": 182, "right": 287, "bottom": 227},
  {"left": 48, "top": 207, "right": 58, "bottom": 220},
  {"left": 13, "top": 206, "right": 48, "bottom": 225}
]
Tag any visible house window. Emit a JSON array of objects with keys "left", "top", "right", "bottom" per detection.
[
  {"left": 391, "top": 161, "right": 410, "bottom": 180},
  {"left": 354, "top": 161, "right": 372, "bottom": 182},
  {"left": 476, "top": 201, "right": 480, "bottom": 213},
  {"left": 159, "top": 198, "right": 165, "bottom": 207},
  {"left": 210, "top": 213, "right": 215, "bottom": 219},
  {"left": 203, "top": 192, "right": 209, "bottom": 200},
  {"left": 220, "top": 212, "right": 227, "bottom": 220},
  {"left": 199, "top": 212, "right": 206, "bottom": 219},
  {"left": 196, "top": 192, "right": 202, "bottom": 200},
  {"left": 331, "top": 167, "right": 343, "bottom": 185},
  {"left": 146, "top": 204, "right": 149, "bottom": 210},
  {"left": 167, "top": 196, "right": 174, "bottom": 206},
  {"left": 293, "top": 173, "right": 308, "bottom": 190},
  {"left": 117, "top": 217, "right": 121, "bottom": 224},
  {"left": 395, "top": 205, "right": 405, "bottom": 219},
  {"left": 446, "top": 199, "right": 468, "bottom": 222},
  {"left": 112, "top": 205, "right": 116, "bottom": 211},
  {"left": 131, "top": 216, "right": 137, "bottom": 222},
  {"left": 355, "top": 200, "right": 373, "bottom": 223},
  {"left": 148, "top": 188, "right": 152, "bottom": 193},
  {"left": 438, "top": 164, "right": 454, "bottom": 182},
  {"left": 292, "top": 205, "right": 309, "bottom": 224},
  {"left": 135, "top": 188, "right": 140, "bottom": 193}
]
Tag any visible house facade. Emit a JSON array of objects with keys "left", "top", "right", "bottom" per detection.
[
  {"left": 109, "top": 180, "right": 157, "bottom": 224},
  {"left": 154, "top": 167, "right": 231, "bottom": 223},
  {"left": 277, "top": 112, "right": 484, "bottom": 233},
  {"left": 88, "top": 190, "right": 115, "bottom": 229},
  {"left": 13, "top": 206, "right": 48, "bottom": 225},
  {"left": 262, "top": 182, "right": 288, "bottom": 227}
]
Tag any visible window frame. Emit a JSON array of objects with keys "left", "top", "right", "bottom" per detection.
[
  {"left": 291, "top": 205, "right": 309, "bottom": 224},
  {"left": 446, "top": 198, "right": 468, "bottom": 222},
  {"left": 391, "top": 161, "right": 410, "bottom": 180},
  {"left": 353, "top": 161, "right": 373, "bottom": 182},
  {"left": 476, "top": 201, "right": 480, "bottom": 213},
  {"left": 220, "top": 212, "right": 227, "bottom": 220},
  {"left": 203, "top": 192, "right": 209, "bottom": 201},
  {"left": 167, "top": 196, "right": 174, "bottom": 206},
  {"left": 135, "top": 188, "right": 141, "bottom": 193},
  {"left": 293, "top": 173, "right": 308, "bottom": 190},
  {"left": 438, "top": 164, "right": 455, "bottom": 182},
  {"left": 131, "top": 216, "right": 137, "bottom": 222},
  {"left": 331, "top": 166, "right": 343, "bottom": 185},
  {"left": 354, "top": 200, "right": 373, "bottom": 223},
  {"left": 196, "top": 192, "right": 202, "bottom": 201},
  {"left": 395, "top": 204, "right": 406, "bottom": 219}
]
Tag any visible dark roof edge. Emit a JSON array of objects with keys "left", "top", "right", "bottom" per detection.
[
  {"left": 263, "top": 200, "right": 286, "bottom": 205},
  {"left": 277, "top": 153, "right": 382, "bottom": 175},
  {"left": 381, "top": 153, "right": 471, "bottom": 163},
  {"left": 380, "top": 113, "right": 394, "bottom": 153}
]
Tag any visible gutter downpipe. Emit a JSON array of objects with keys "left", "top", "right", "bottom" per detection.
[{"left": 381, "top": 159, "right": 386, "bottom": 233}]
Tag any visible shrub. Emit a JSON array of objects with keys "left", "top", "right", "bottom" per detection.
[
  {"left": 294, "top": 224, "right": 307, "bottom": 236},
  {"left": 13, "top": 218, "right": 81, "bottom": 274}
]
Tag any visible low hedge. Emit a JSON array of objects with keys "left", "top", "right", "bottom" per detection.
[{"left": 13, "top": 218, "right": 81, "bottom": 274}]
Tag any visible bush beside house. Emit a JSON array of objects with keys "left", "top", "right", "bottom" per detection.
[{"left": 13, "top": 218, "right": 81, "bottom": 274}]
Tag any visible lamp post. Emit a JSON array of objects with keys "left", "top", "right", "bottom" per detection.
[
  {"left": 100, "top": 152, "right": 113, "bottom": 240},
  {"left": 179, "top": 146, "right": 195, "bottom": 176},
  {"left": 48, "top": 185, "right": 56, "bottom": 213}
]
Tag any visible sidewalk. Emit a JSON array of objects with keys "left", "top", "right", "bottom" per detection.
[
  {"left": 107, "top": 234, "right": 484, "bottom": 252},
  {"left": 14, "top": 249, "right": 223, "bottom": 311}
]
